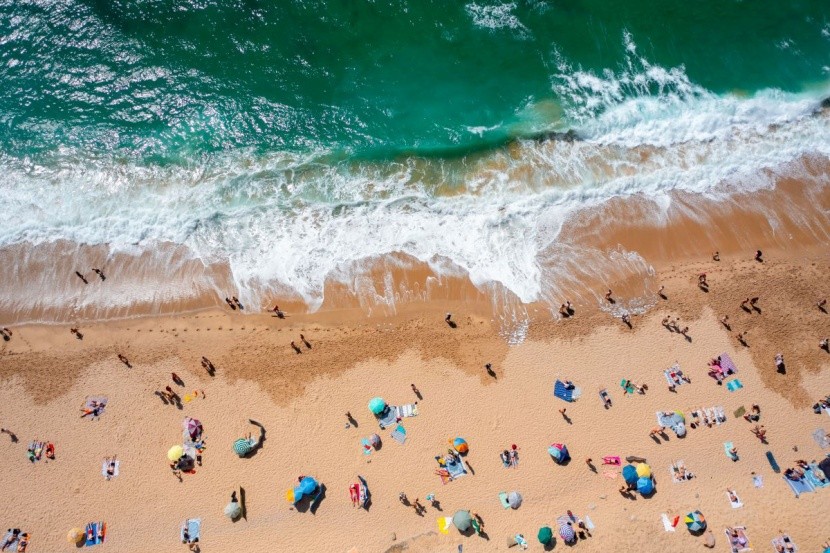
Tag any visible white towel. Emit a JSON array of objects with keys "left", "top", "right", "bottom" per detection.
[
  {"left": 102, "top": 459, "right": 119, "bottom": 479},
  {"left": 661, "top": 513, "right": 675, "bottom": 532},
  {"left": 727, "top": 491, "right": 742, "bottom": 508}
]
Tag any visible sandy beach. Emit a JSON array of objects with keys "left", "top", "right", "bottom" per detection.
[{"left": 1, "top": 250, "right": 829, "bottom": 553}]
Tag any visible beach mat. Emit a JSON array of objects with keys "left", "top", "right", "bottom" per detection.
[
  {"left": 396, "top": 404, "right": 418, "bottom": 418},
  {"left": 102, "top": 459, "right": 119, "bottom": 479},
  {"left": 733, "top": 406, "right": 746, "bottom": 419},
  {"left": 727, "top": 491, "right": 743, "bottom": 508},
  {"left": 719, "top": 353, "right": 739, "bottom": 374},
  {"left": 498, "top": 492, "right": 510, "bottom": 509},
  {"left": 390, "top": 425, "right": 406, "bottom": 444},
  {"left": 804, "top": 465, "right": 829, "bottom": 488},
  {"left": 813, "top": 428, "right": 829, "bottom": 449},
  {"left": 554, "top": 380, "right": 574, "bottom": 402},
  {"left": 772, "top": 535, "right": 797, "bottom": 553},
  {"left": 620, "top": 379, "right": 635, "bottom": 394},
  {"left": 783, "top": 476, "right": 814, "bottom": 497},
  {"left": 377, "top": 407, "right": 398, "bottom": 428},
  {"left": 181, "top": 519, "right": 201, "bottom": 542},
  {"left": 446, "top": 458, "right": 466, "bottom": 479},
  {"left": 726, "top": 379, "right": 743, "bottom": 392},
  {"left": 724, "top": 442, "right": 737, "bottom": 460},
  {"left": 724, "top": 527, "right": 751, "bottom": 553},
  {"left": 660, "top": 513, "right": 675, "bottom": 532}
]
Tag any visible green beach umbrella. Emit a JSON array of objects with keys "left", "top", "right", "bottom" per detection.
[
  {"left": 452, "top": 510, "right": 472, "bottom": 531},
  {"left": 537, "top": 526, "right": 553, "bottom": 544},
  {"left": 233, "top": 438, "right": 253, "bottom": 457},
  {"left": 368, "top": 397, "right": 386, "bottom": 415}
]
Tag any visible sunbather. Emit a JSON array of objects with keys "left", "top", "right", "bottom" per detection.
[
  {"left": 15, "top": 533, "right": 27, "bottom": 553},
  {"left": 105, "top": 456, "right": 117, "bottom": 480},
  {"left": 1, "top": 529, "right": 20, "bottom": 551},
  {"left": 774, "top": 532, "right": 796, "bottom": 553},
  {"left": 743, "top": 404, "right": 760, "bottom": 422},
  {"left": 500, "top": 450, "right": 510, "bottom": 467},
  {"left": 784, "top": 467, "right": 804, "bottom": 481},
  {"left": 726, "top": 527, "right": 748, "bottom": 548}
]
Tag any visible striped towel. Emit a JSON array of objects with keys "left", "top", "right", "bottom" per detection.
[{"left": 719, "top": 353, "right": 738, "bottom": 374}]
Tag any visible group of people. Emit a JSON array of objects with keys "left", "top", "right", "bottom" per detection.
[
  {"left": 1, "top": 529, "right": 28, "bottom": 552},
  {"left": 224, "top": 296, "right": 243, "bottom": 310},
  {"left": 499, "top": 445, "right": 520, "bottom": 468}
]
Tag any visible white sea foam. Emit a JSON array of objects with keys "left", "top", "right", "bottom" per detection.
[
  {"left": 465, "top": 2, "right": 530, "bottom": 37},
  {"left": 1, "top": 36, "right": 829, "bottom": 324}
]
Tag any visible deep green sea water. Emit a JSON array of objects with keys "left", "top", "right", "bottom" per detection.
[{"left": 2, "top": 0, "right": 829, "bottom": 160}]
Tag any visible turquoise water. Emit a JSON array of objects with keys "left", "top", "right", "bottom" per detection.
[
  {"left": 1, "top": 0, "right": 830, "bottom": 321},
  {"left": 2, "top": 0, "right": 829, "bottom": 160}
]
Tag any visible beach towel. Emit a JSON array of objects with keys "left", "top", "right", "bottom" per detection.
[
  {"left": 102, "top": 459, "right": 119, "bottom": 479},
  {"left": 599, "top": 389, "right": 611, "bottom": 408},
  {"left": 360, "top": 438, "right": 373, "bottom": 455},
  {"left": 783, "top": 476, "right": 815, "bottom": 497},
  {"left": 181, "top": 519, "right": 201, "bottom": 543},
  {"left": 663, "top": 368, "right": 683, "bottom": 387},
  {"left": 84, "top": 522, "right": 105, "bottom": 547},
  {"left": 83, "top": 396, "right": 108, "bottom": 418},
  {"left": 661, "top": 513, "right": 675, "bottom": 532},
  {"left": 498, "top": 492, "right": 510, "bottom": 509},
  {"left": 670, "top": 460, "right": 689, "bottom": 483},
  {"left": 724, "top": 527, "right": 751, "bottom": 553},
  {"left": 727, "top": 491, "right": 743, "bottom": 508},
  {"left": 554, "top": 380, "right": 574, "bottom": 402},
  {"left": 602, "top": 471, "right": 618, "bottom": 479},
  {"left": 753, "top": 474, "right": 763, "bottom": 488},
  {"left": 620, "top": 379, "right": 635, "bottom": 394},
  {"left": 724, "top": 442, "right": 737, "bottom": 460},
  {"left": 772, "top": 535, "right": 797, "bottom": 552},
  {"left": 602, "top": 456, "right": 621, "bottom": 465},
  {"left": 726, "top": 379, "right": 743, "bottom": 392},
  {"left": 1, "top": 531, "right": 17, "bottom": 549},
  {"left": 583, "top": 515, "right": 595, "bottom": 530},
  {"left": 719, "top": 353, "right": 739, "bottom": 374},
  {"left": 396, "top": 404, "right": 419, "bottom": 418},
  {"left": 715, "top": 406, "right": 726, "bottom": 424},
  {"left": 765, "top": 451, "right": 780, "bottom": 473},
  {"left": 734, "top": 406, "right": 746, "bottom": 419},
  {"left": 377, "top": 407, "right": 398, "bottom": 428},
  {"left": 813, "top": 428, "right": 829, "bottom": 449},
  {"left": 446, "top": 458, "right": 466, "bottom": 479},
  {"left": 390, "top": 425, "right": 406, "bottom": 444},
  {"left": 437, "top": 517, "right": 452, "bottom": 535},
  {"left": 804, "top": 465, "right": 830, "bottom": 488}
]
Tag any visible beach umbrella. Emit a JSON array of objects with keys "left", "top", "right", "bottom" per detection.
[
  {"left": 224, "top": 501, "right": 242, "bottom": 520},
  {"left": 368, "top": 434, "right": 381, "bottom": 447},
  {"left": 637, "top": 476, "right": 654, "bottom": 495},
  {"left": 184, "top": 418, "right": 203, "bottom": 440},
  {"left": 559, "top": 522, "right": 575, "bottom": 543},
  {"left": 537, "top": 526, "right": 553, "bottom": 545},
  {"left": 233, "top": 438, "right": 253, "bottom": 457},
  {"left": 507, "top": 491, "right": 523, "bottom": 509},
  {"left": 622, "top": 464, "right": 638, "bottom": 484},
  {"left": 548, "top": 443, "right": 570, "bottom": 464},
  {"left": 368, "top": 397, "right": 386, "bottom": 414},
  {"left": 684, "top": 511, "right": 706, "bottom": 533},
  {"left": 167, "top": 445, "right": 184, "bottom": 462},
  {"left": 636, "top": 463, "right": 652, "bottom": 478},
  {"left": 67, "top": 528, "right": 84, "bottom": 544},
  {"left": 452, "top": 510, "right": 472, "bottom": 531},
  {"left": 298, "top": 476, "right": 318, "bottom": 495},
  {"left": 453, "top": 438, "right": 468, "bottom": 454}
]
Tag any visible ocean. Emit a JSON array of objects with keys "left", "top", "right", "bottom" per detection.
[{"left": 1, "top": 0, "right": 830, "bottom": 323}]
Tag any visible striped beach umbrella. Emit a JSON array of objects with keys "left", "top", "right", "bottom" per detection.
[
  {"left": 559, "top": 522, "right": 575, "bottom": 543},
  {"left": 233, "top": 438, "right": 253, "bottom": 457},
  {"left": 684, "top": 511, "right": 706, "bottom": 533},
  {"left": 453, "top": 438, "right": 468, "bottom": 454}
]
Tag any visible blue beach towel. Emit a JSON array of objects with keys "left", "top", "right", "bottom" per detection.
[
  {"left": 84, "top": 523, "right": 98, "bottom": 547},
  {"left": 377, "top": 406, "right": 398, "bottom": 428},
  {"left": 554, "top": 380, "right": 574, "bottom": 402},
  {"left": 446, "top": 458, "right": 467, "bottom": 479},
  {"left": 620, "top": 379, "right": 635, "bottom": 394},
  {"left": 390, "top": 425, "right": 406, "bottom": 444},
  {"left": 805, "top": 466, "right": 830, "bottom": 488},
  {"left": 726, "top": 379, "right": 743, "bottom": 392},
  {"left": 724, "top": 442, "right": 737, "bottom": 460},
  {"left": 766, "top": 451, "right": 780, "bottom": 473},
  {"left": 783, "top": 476, "right": 815, "bottom": 497}
]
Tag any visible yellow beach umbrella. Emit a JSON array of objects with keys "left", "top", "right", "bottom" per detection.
[
  {"left": 167, "top": 445, "right": 184, "bottom": 462},
  {"left": 636, "top": 463, "right": 652, "bottom": 478},
  {"left": 67, "top": 528, "right": 84, "bottom": 543}
]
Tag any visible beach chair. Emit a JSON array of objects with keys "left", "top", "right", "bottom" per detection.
[
  {"left": 498, "top": 492, "right": 511, "bottom": 509},
  {"left": 181, "top": 519, "right": 201, "bottom": 544},
  {"left": 724, "top": 527, "right": 752, "bottom": 553},
  {"left": 554, "top": 380, "right": 575, "bottom": 402},
  {"left": 390, "top": 425, "right": 406, "bottom": 444},
  {"left": 772, "top": 535, "right": 797, "bottom": 552},
  {"left": 783, "top": 476, "right": 814, "bottom": 498}
]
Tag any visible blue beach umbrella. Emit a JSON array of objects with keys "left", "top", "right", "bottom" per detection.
[
  {"left": 368, "top": 397, "right": 386, "bottom": 415},
  {"left": 622, "top": 464, "right": 638, "bottom": 484},
  {"left": 637, "top": 476, "right": 654, "bottom": 495},
  {"left": 298, "top": 476, "right": 318, "bottom": 495},
  {"left": 548, "top": 443, "right": 570, "bottom": 464}
]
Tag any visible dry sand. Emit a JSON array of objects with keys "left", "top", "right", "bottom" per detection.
[{"left": 1, "top": 255, "right": 830, "bottom": 553}]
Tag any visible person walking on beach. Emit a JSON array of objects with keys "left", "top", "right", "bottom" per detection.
[
  {"left": 75, "top": 271, "right": 88, "bottom": 284},
  {"left": 657, "top": 285, "right": 666, "bottom": 298},
  {"left": 621, "top": 313, "right": 631, "bottom": 328},
  {"left": 273, "top": 305, "right": 285, "bottom": 318},
  {"left": 821, "top": 338, "right": 829, "bottom": 352},
  {"left": 713, "top": 251, "right": 720, "bottom": 261},
  {"left": 754, "top": 249, "right": 763, "bottom": 262},
  {"left": 698, "top": 273, "right": 707, "bottom": 287},
  {"left": 92, "top": 268, "right": 105, "bottom": 281},
  {"left": 605, "top": 289, "right": 613, "bottom": 303},
  {"left": 818, "top": 299, "right": 827, "bottom": 311},
  {"left": 117, "top": 354, "right": 130, "bottom": 367},
  {"left": 720, "top": 315, "right": 730, "bottom": 330},
  {"left": 300, "top": 334, "right": 311, "bottom": 348},
  {"left": 291, "top": 341, "right": 302, "bottom": 354},
  {"left": 225, "top": 297, "right": 236, "bottom": 309}
]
